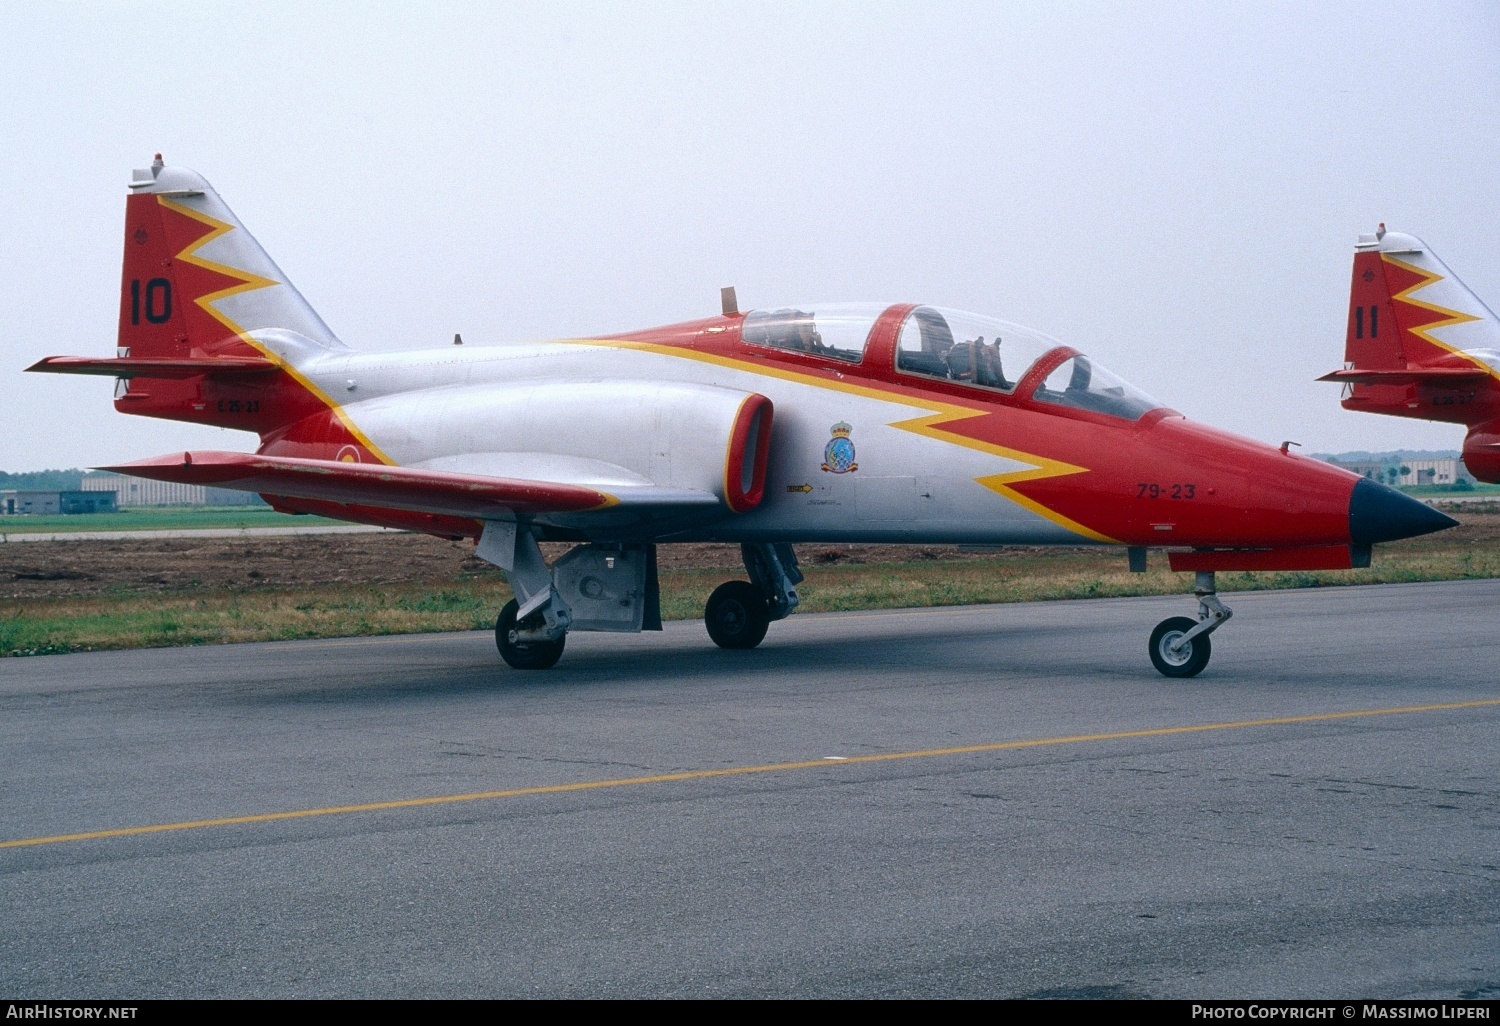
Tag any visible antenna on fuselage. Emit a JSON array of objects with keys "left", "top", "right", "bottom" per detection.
[
  {"left": 721, "top": 287, "right": 739, "bottom": 317},
  {"left": 453, "top": 333, "right": 463, "bottom": 345}
]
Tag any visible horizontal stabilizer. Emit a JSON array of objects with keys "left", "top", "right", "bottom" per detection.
[
  {"left": 27, "top": 356, "right": 279, "bottom": 379},
  {"left": 100, "top": 451, "right": 723, "bottom": 522},
  {"left": 1316, "top": 367, "right": 1490, "bottom": 386}
]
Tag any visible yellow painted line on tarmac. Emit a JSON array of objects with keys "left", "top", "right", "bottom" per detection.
[{"left": 5, "top": 698, "right": 1500, "bottom": 850}]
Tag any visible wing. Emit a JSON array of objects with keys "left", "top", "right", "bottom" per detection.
[{"left": 102, "top": 451, "right": 723, "bottom": 523}]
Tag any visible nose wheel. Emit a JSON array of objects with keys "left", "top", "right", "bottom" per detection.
[
  {"left": 1149, "top": 571, "right": 1231, "bottom": 678},
  {"left": 1149, "top": 616, "right": 1211, "bottom": 677}
]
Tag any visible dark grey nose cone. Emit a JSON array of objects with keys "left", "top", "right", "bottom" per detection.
[{"left": 1349, "top": 477, "right": 1458, "bottom": 544}]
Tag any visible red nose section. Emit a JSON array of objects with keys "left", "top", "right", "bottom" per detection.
[
  {"left": 1105, "top": 419, "right": 1364, "bottom": 549},
  {"left": 1014, "top": 416, "right": 1457, "bottom": 552}
]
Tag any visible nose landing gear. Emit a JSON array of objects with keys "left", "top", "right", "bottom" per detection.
[{"left": 1149, "top": 571, "right": 1232, "bottom": 678}]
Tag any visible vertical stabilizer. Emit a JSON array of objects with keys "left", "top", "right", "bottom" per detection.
[
  {"left": 1328, "top": 228, "right": 1500, "bottom": 427},
  {"left": 29, "top": 159, "right": 385, "bottom": 462},
  {"left": 1326, "top": 228, "right": 1500, "bottom": 481},
  {"left": 105, "top": 158, "right": 370, "bottom": 451},
  {"left": 121, "top": 157, "right": 343, "bottom": 361},
  {"left": 1346, "top": 228, "right": 1500, "bottom": 371}
]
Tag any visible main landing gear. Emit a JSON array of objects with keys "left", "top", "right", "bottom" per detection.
[
  {"left": 705, "top": 543, "right": 803, "bottom": 651},
  {"left": 495, "top": 598, "right": 566, "bottom": 670},
  {"left": 475, "top": 520, "right": 661, "bottom": 671},
  {"left": 1149, "top": 571, "right": 1233, "bottom": 678}
]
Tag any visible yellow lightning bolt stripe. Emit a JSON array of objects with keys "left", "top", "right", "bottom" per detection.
[
  {"left": 1381, "top": 253, "right": 1500, "bottom": 384},
  {"left": 562, "top": 338, "right": 1117, "bottom": 543},
  {"left": 888, "top": 409, "right": 1116, "bottom": 542},
  {"left": 157, "top": 196, "right": 397, "bottom": 465}
]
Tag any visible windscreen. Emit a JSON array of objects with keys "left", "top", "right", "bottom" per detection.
[
  {"left": 1032, "top": 354, "right": 1162, "bottom": 421},
  {"left": 895, "top": 305, "right": 1160, "bottom": 421}
]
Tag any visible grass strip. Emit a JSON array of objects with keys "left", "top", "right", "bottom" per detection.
[{"left": 0, "top": 507, "right": 352, "bottom": 535}]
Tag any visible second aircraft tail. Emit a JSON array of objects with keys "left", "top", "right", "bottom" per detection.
[
  {"left": 1322, "top": 227, "right": 1500, "bottom": 481},
  {"left": 1343, "top": 226, "right": 1500, "bottom": 374}
]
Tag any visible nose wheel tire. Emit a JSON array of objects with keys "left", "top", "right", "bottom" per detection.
[
  {"left": 705, "top": 581, "right": 770, "bottom": 650},
  {"left": 1149, "top": 616, "right": 1211, "bottom": 678},
  {"left": 495, "top": 599, "right": 566, "bottom": 670}
]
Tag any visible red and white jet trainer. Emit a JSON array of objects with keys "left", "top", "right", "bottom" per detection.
[
  {"left": 30, "top": 158, "right": 1456, "bottom": 677},
  {"left": 1321, "top": 225, "right": 1500, "bottom": 482}
]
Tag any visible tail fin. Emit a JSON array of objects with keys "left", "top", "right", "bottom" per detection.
[
  {"left": 120, "top": 155, "right": 342, "bottom": 361},
  {"left": 106, "top": 157, "right": 366, "bottom": 441},
  {"left": 1344, "top": 227, "right": 1500, "bottom": 372},
  {"left": 1323, "top": 227, "right": 1500, "bottom": 482},
  {"left": 1324, "top": 227, "right": 1500, "bottom": 428},
  {"left": 30, "top": 157, "right": 383, "bottom": 459}
]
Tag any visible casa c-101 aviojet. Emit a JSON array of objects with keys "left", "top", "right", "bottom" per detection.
[
  {"left": 29, "top": 158, "right": 1458, "bottom": 677},
  {"left": 1321, "top": 224, "right": 1500, "bottom": 483}
]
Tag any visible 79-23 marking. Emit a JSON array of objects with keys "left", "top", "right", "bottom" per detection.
[{"left": 1137, "top": 483, "right": 1196, "bottom": 499}]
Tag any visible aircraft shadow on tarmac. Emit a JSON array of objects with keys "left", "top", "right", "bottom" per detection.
[{"left": 218, "top": 617, "right": 1146, "bottom": 709}]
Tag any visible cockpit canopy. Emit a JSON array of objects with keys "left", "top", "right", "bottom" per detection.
[
  {"left": 742, "top": 306, "right": 867, "bottom": 362},
  {"left": 741, "top": 303, "right": 1162, "bottom": 422}
]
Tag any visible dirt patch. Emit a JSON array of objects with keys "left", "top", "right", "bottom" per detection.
[
  {"left": 0, "top": 534, "right": 479, "bottom": 600},
  {"left": 0, "top": 534, "right": 1038, "bottom": 601}
]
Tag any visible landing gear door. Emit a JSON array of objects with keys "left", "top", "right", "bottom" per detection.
[{"left": 552, "top": 546, "right": 650, "bottom": 633}]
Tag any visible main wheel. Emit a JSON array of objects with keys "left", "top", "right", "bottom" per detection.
[
  {"left": 495, "top": 599, "right": 566, "bottom": 670},
  {"left": 705, "top": 581, "right": 770, "bottom": 650},
  {"left": 1149, "top": 616, "right": 1211, "bottom": 678}
]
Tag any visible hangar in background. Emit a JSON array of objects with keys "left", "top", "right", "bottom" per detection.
[{"left": 0, "top": 489, "right": 116, "bottom": 515}]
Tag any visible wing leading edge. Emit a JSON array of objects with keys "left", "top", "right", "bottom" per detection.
[{"left": 103, "top": 451, "right": 724, "bottom": 523}]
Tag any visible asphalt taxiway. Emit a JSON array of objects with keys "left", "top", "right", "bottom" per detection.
[{"left": 2, "top": 580, "right": 1498, "bottom": 998}]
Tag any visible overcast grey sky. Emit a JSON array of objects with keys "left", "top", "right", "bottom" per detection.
[{"left": 2, "top": 1, "right": 1496, "bottom": 470}]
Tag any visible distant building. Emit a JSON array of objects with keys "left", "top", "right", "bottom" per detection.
[
  {"left": 0, "top": 489, "right": 117, "bottom": 515},
  {"left": 1401, "top": 457, "right": 1471, "bottom": 486},
  {"left": 80, "top": 472, "right": 265, "bottom": 508},
  {"left": 1325, "top": 456, "right": 1474, "bottom": 487}
]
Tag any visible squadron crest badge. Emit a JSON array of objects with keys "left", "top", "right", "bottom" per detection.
[{"left": 821, "top": 422, "right": 858, "bottom": 473}]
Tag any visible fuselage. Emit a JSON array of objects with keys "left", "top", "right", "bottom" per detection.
[{"left": 212, "top": 302, "right": 1372, "bottom": 551}]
